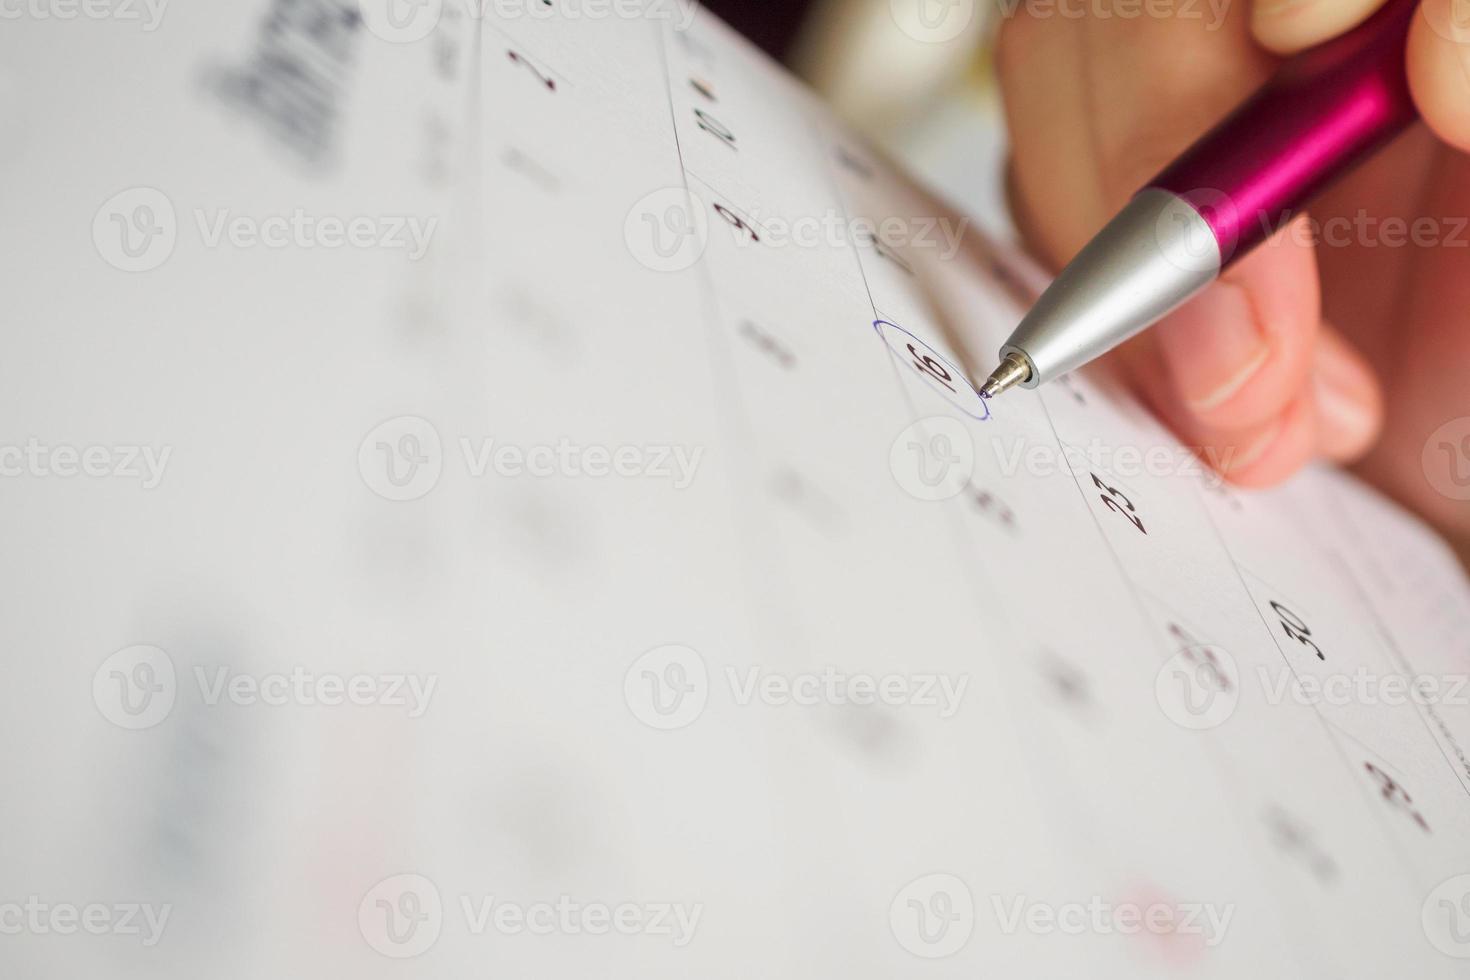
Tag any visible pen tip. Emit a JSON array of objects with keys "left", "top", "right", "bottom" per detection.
[{"left": 979, "top": 352, "right": 1032, "bottom": 399}]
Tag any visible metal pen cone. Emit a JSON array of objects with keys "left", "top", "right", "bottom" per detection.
[
  {"left": 980, "top": 353, "right": 1032, "bottom": 399},
  {"left": 996, "top": 189, "right": 1222, "bottom": 387}
]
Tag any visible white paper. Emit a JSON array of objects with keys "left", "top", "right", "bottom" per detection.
[{"left": 2, "top": 3, "right": 1469, "bottom": 977}]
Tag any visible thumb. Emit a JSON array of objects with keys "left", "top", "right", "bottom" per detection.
[
  {"left": 1252, "top": 0, "right": 1470, "bottom": 153},
  {"left": 1252, "top": 0, "right": 1390, "bottom": 53},
  {"left": 1408, "top": 0, "right": 1470, "bottom": 151}
]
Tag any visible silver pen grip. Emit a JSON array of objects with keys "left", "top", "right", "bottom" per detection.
[{"left": 999, "top": 188, "right": 1222, "bottom": 388}]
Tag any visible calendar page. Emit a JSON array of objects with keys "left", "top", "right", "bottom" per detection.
[{"left": 4, "top": 2, "right": 1470, "bottom": 978}]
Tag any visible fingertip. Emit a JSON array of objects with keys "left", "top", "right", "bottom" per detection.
[
  {"left": 1408, "top": 0, "right": 1470, "bottom": 153},
  {"left": 1213, "top": 392, "right": 1319, "bottom": 487},
  {"left": 1312, "top": 327, "right": 1385, "bottom": 462},
  {"left": 1252, "top": 0, "right": 1388, "bottom": 53},
  {"left": 1153, "top": 225, "right": 1319, "bottom": 432}
]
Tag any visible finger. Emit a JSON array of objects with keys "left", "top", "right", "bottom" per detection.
[
  {"left": 1407, "top": 0, "right": 1470, "bottom": 152},
  {"left": 997, "top": 1, "right": 1274, "bottom": 264},
  {"left": 1311, "top": 322, "right": 1384, "bottom": 461},
  {"left": 1125, "top": 316, "right": 1381, "bottom": 484},
  {"left": 1149, "top": 380, "right": 1321, "bottom": 486},
  {"left": 1141, "top": 215, "right": 1321, "bottom": 434},
  {"left": 1123, "top": 342, "right": 1321, "bottom": 485},
  {"left": 995, "top": 0, "right": 1326, "bottom": 483},
  {"left": 1251, "top": 0, "right": 1389, "bottom": 54},
  {"left": 1215, "top": 390, "right": 1320, "bottom": 486},
  {"left": 994, "top": 15, "right": 1102, "bottom": 264}
]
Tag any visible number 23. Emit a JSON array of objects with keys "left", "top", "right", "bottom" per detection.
[{"left": 1092, "top": 473, "right": 1146, "bottom": 535}]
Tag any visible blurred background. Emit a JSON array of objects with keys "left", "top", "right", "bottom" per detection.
[
  {"left": 703, "top": 0, "right": 1012, "bottom": 240},
  {"left": 700, "top": 0, "right": 815, "bottom": 58}
]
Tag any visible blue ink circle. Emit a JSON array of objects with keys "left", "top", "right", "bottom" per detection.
[{"left": 873, "top": 319, "right": 991, "bottom": 421}]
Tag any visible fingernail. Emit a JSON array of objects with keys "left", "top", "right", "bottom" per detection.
[
  {"left": 1217, "top": 419, "right": 1284, "bottom": 475},
  {"left": 1254, "top": 0, "right": 1315, "bottom": 18},
  {"left": 1418, "top": 0, "right": 1470, "bottom": 45},
  {"left": 1313, "top": 344, "right": 1379, "bottom": 456},
  {"left": 1252, "top": 0, "right": 1385, "bottom": 52},
  {"left": 1157, "top": 284, "right": 1271, "bottom": 416},
  {"left": 1313, "top": 374, "right": 1375, "bottom": 456}
]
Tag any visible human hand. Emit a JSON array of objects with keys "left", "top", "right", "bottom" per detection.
[{"left": 996, "top": 0, "right": 1470, "bottom": 546}]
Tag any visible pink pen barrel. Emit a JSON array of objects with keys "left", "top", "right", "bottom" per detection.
[
  {"left": 1149, "top": 0, "right": 1420, "bottom": 265},
  {"left": 992, "top": 0, "right": 1424, "bottom": 389}
]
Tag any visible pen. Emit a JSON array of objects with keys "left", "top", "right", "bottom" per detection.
[{"left": 980, "top": 0, "right": 1421, "bottom": 399}]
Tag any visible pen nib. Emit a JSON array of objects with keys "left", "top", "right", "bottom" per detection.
[{"left": 979, "top": 352, "right": 1032, "bottom": 399}]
